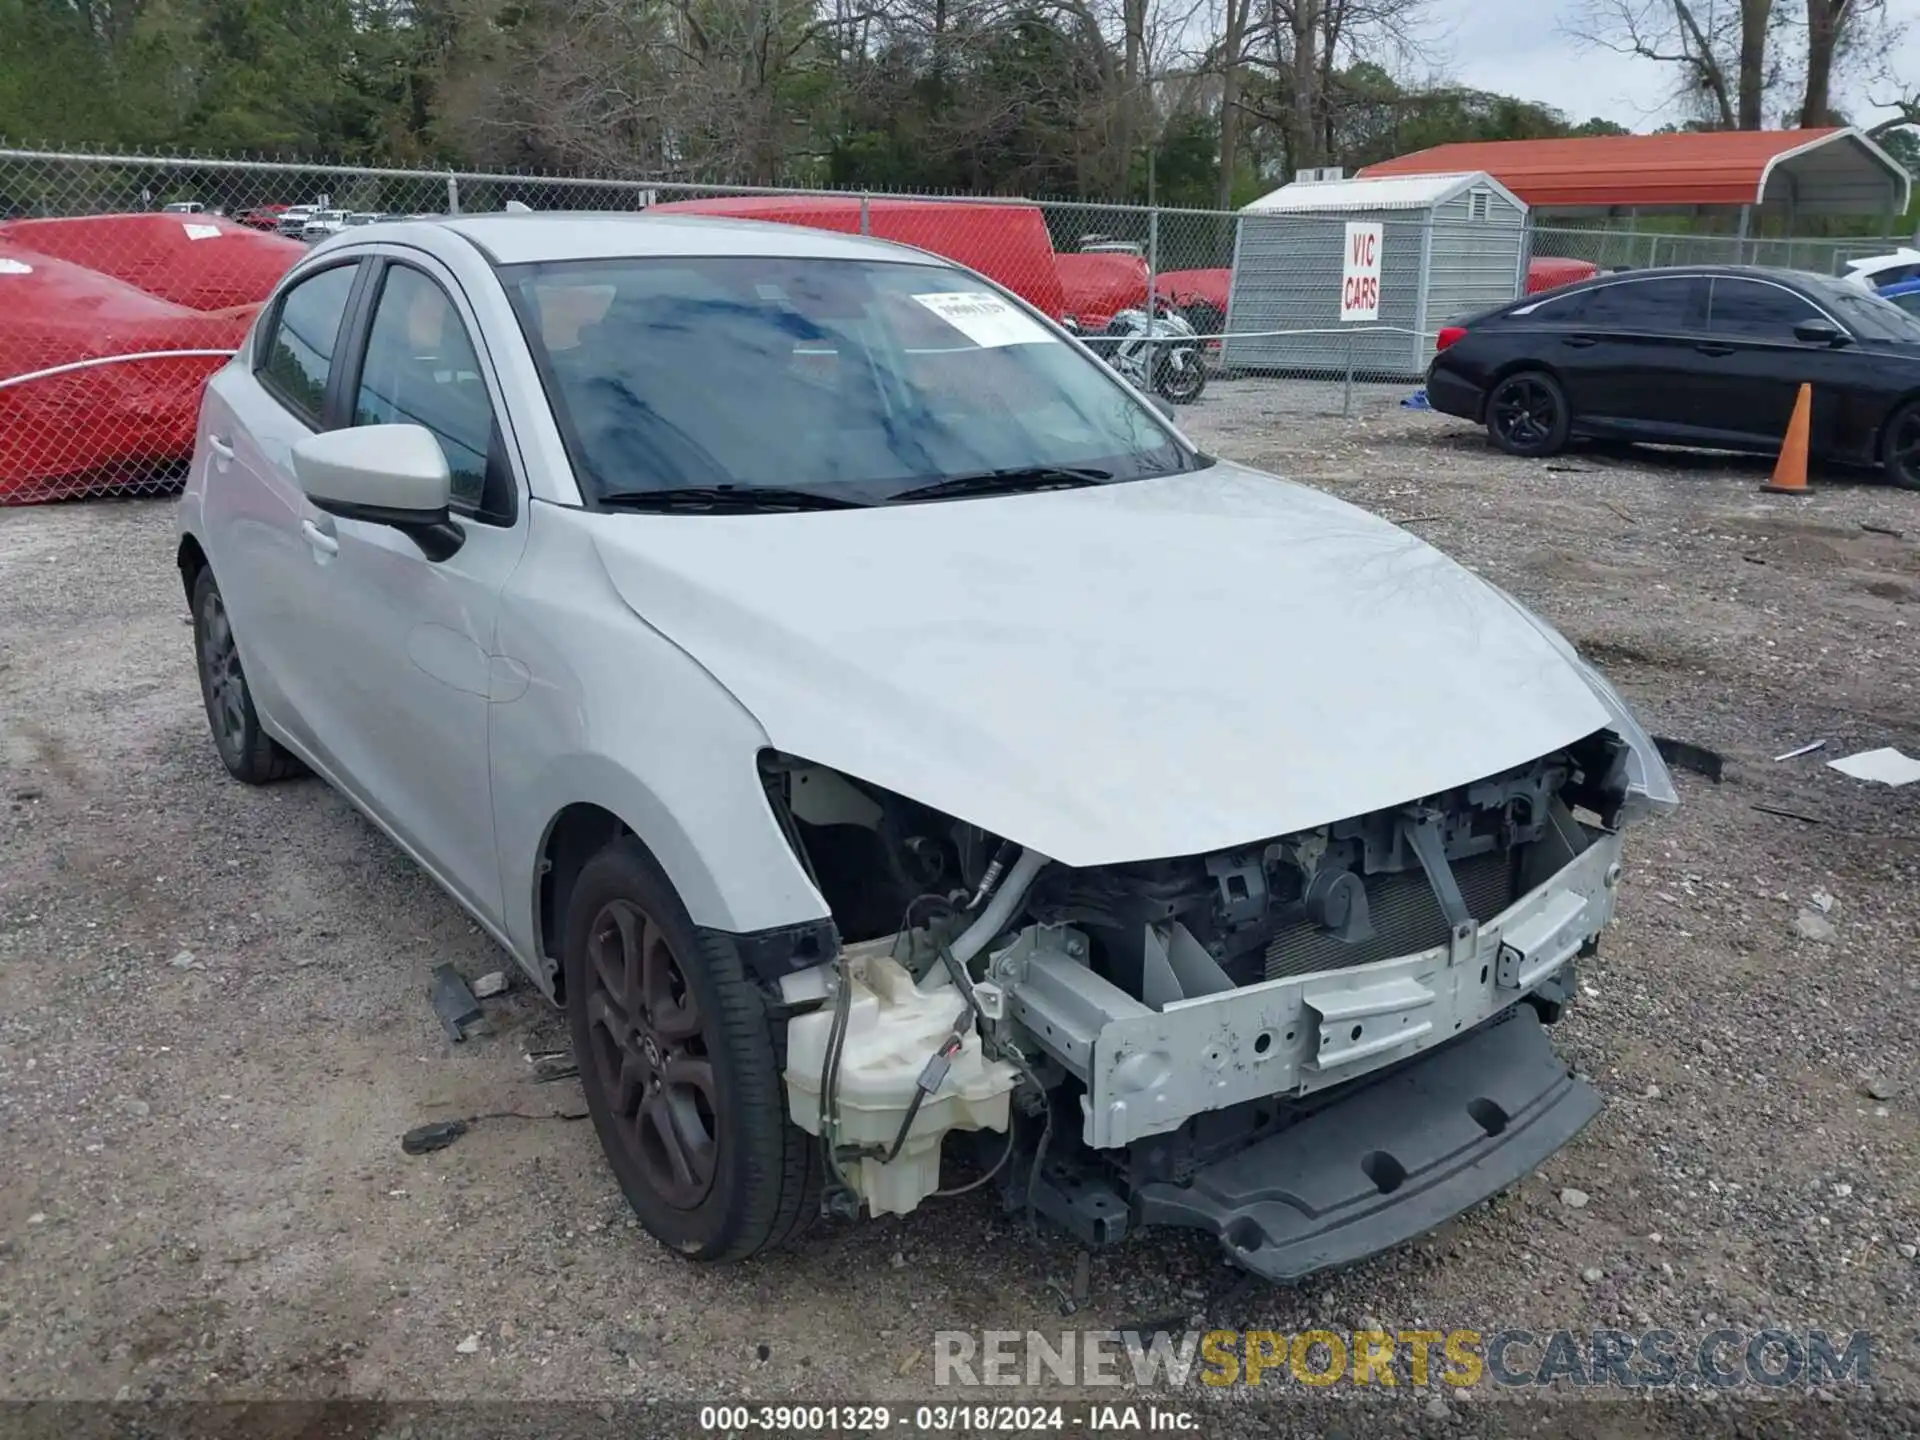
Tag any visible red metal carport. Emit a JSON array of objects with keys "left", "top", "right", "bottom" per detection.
[{"left": 1359, "top": 128, "right": 1911, "bottom": 220}]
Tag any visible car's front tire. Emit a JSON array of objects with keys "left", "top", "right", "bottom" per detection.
[
  {"left": 1485, "top": 370, "right": 1572, "bottom": 458},
  {"left": 565, "top": 836, "right": 819, "bottom": 1261},
  {"left": 190, "top": 567, "right": 303, "bottom": 784},
  {"left": 1881, "top": 400, "right": 1920, "bottom": 491}
]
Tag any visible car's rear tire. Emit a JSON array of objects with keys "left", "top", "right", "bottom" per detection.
[
  {"left": 1485, "top": 371, "right": 1571, "bottom": 458},
  {"left": 565, "top": 836, "right": 819, "bottom": 1262},
  {"left": 190, "top": 567, "right": 304, "bottom": 784},
  {"left": 1881, "top": 401, "right": 1920, "bottom": 490}
]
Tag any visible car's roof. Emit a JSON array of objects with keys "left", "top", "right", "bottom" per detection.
[
  {"left": 1580, "top": 263, "right": 1837, "bottom": 286},
  {"left": 428, "top": 211, "right": 950, "bottom": 267}
]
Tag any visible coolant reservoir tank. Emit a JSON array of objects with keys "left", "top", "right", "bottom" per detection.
[{"left": 783, "top": 941, "right": 1019, "bottom": 1217}]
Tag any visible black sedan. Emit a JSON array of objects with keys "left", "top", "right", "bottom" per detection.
[{"left": 1426, "top": 265, "right": 1920, "bottom": 489}]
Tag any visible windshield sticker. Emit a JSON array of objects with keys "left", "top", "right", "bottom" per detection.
[{"left": 911, "top": 291, "right": 1055, "bottom": 348}]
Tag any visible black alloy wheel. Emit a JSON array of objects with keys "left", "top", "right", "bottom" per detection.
[
  {"left": 582, "top": 897, "right": 719, "bottom": 1210},
  {"left": 563, "top": 837, "right": 819, "bottom": 1261},
  {"left": 1486, "top": 371, "right": 1571, "bottom": 458},
  {"left": 190, "top": 567, "right": 302, "bottom": 784},
  {"left": 1883, "top": 401, "right": 1920, "bottom": 490}
]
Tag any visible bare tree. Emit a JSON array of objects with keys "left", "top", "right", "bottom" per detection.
[
  {"left": 1798, "top": 0, "right": 1853, "bottom": 124},
  {"left": 1222, "top": 0, "right": 1429, "bottom": 176},
  {"left": 1866, "top": 98, "right": 1920, "bottom": 138},
  {"left": 1214, "top": 0, "right": 1253, "bottom": 205},
  {"left": 439, "top": 0, "right": 886, "bottom": 183},
  {"left": 1565, "top": 0, "right": 1776, "bottom": 128}
]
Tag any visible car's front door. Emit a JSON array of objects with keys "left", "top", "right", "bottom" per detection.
[
  {"left": 279, "top": 255, "right": 529, "bottom": 924},
  {"left": 1551, "top": 274, "right": 1708, "bottom": 436},
  {"left": 1691, "top": 276, "right": 1851, "bottom": 450}
]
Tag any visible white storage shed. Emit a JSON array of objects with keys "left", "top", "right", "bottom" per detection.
[{"left": 1221, "top": 171, "right": 1529, "bottom": 378}]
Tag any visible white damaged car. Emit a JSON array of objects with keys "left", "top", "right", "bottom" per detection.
[{"left": 176, "top": 212, "right": 1676, "bottom": 1280}]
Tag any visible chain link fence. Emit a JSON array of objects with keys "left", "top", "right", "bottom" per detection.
[
  {"left": 1, "top": 145, "right": 1911, "bottom": 504},
  {"left": 1528, "top": 223, "right": 1901, "bottom": 277}
]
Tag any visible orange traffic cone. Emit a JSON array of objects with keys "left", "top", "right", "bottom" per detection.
[{"left": 1763, "top": 383, "right": 1813, "bottom": 494}]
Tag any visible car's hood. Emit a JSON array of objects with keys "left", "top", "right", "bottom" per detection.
[{"left": 588, "top": 463, "right": 1611, "bottom": 867}]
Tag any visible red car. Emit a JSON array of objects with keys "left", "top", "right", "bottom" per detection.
[{"left": 237, "top": 204, "right": 290, "bottom": 231}]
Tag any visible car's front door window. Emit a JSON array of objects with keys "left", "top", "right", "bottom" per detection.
[
  {"left": 353, "top": 264, "right": 506, "bottom": 520},
  {"left": 1706, "top": 279, "right": 1823, "bottom": 340}
]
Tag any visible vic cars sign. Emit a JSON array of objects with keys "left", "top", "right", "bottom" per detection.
[{"left": 1340, "top": 222, "right": 1382, "bottom": 322}]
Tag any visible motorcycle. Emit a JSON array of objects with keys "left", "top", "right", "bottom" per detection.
[{"left": 1064, "top": 301, "right": 1208, "bottom": 404}]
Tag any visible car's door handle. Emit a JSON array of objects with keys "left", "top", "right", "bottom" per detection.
[
  {"left": 300, "top": 519, "right": 339, "bottom": 557},
  {"left": 207, "top": 434, "right": 235, "bottom": 460},
  {"left": 1695, "top": 343, "right": 1736, "bottom": 357},
  {"left": 1562, "top": 336, "right": 1599, "bottom": 349}
]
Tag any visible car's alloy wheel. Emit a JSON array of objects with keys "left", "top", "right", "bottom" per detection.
[
  {"left": 582, "top": 898, "right": 719, "bottom": 1210},
  {"left": 1486, "top": 372, "right": 1570, "bottom": 458},
  {"left": 199, "top": 586, "right": 247, "bottom": 759},
  {"left": 1883, "top": 402, "right": 1920, "bottom": 491},
  {"left": 563, "top": 837, "right": 819, "bottom": 1261},
  {"left": 190, "top": 567, "right": 302, "bottom": 784}
]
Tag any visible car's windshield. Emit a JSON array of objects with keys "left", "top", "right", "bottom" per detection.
[
  {"left": 500, "top": 255, "right": 1193, "bottom": 506},
  {"left": 1810, "top": 278, "right": 1920, "bottom": 344}
]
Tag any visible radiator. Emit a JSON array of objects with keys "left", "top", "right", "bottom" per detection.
[{"left": 1263, "top": 849, "right": 1519, "bottom": 981}]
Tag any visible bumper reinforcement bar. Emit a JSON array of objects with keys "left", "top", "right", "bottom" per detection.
[{"left": 1134, "top": 1007, "right": 1599, "bottom": 1281}]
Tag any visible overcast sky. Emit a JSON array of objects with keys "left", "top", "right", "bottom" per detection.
[{"left": 1442, "top": 0, "right": 1920, "bottom": 132}]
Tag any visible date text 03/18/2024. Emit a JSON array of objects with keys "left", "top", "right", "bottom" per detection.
[{"left": 696, "top": 1406, "right": 1195, "bottom": 1431}]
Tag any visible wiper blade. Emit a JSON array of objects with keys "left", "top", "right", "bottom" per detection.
[
  {"left": 887, "top": 466, "right": 1112, "bottom": 503},
  {"left": 597, "top": 485, "right": 867, "bottom": 513}
]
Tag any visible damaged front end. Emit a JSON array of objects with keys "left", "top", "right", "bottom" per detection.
[{"left": 764, "top": 724, "right": 1671, "bottom": 1281}]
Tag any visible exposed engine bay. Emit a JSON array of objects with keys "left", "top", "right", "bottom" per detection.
[{"left": 761, "top": 728, "right": 1642, "bottom": 1272}]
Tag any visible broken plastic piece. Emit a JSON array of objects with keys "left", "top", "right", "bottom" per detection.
[
  {"left": 1773, "top": 740, "right": 1827, "bottom": 761},
  {"left": 1827, "top": 747, "right": 1920, "bottom": 787},
  {"left": 1652, "top": 736, "right": 1722, "bottom": 783},
  {"left": 429, "top": 963, "right": 485, "bottom": 1042},
  {"left": 402, "top": 1119, "right": 469, "bottom": 1155}
]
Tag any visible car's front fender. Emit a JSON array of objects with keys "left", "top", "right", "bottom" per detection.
[{"left": 490, "top": 507, "right": 830, "bottom": 972}]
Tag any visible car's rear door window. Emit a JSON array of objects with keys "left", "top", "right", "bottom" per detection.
[
  {"left": 1706, "top": 278, "right": 1823, "bottom": 340},
  {"left": 257, "top": 263, "right": 360, "bottom": 426},
  {"left": 1512, "top": 289, "right": 1590, "bottom": 321},
  {"left": 1577, "top": 276, "right": 1705, "bottom": 332}
]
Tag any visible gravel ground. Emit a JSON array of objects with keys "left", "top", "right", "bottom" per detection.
[{"left": 2, "top": 378, "right": 1917, "bottom": 1432}]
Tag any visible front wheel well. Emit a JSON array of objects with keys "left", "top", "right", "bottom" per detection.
[
  {"left": 1487, "top": 358, "right": 1566, "bottom": 392},
  {"left": 537, "top": 803, "right": 632, "bottom": 1001},
  {"left": 177, "top": 535, "right": 210, "bottom": 608}
]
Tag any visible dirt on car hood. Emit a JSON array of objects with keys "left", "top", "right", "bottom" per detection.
[{"left": 588, "top": 462, "right": 1610, "bottom": 867}]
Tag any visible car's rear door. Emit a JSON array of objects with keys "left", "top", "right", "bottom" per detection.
[
  {"left": 278, "top": 252, "right": 531, "bottom": 924},
  {"left": 1692, "top": 276, "right": 1855, "bottom": 449},
  {"left": 200, "top": 258, "right": 367, "bottom": 755},
  {"left": 1549, "top": 274, "right": 1708, "bottom": 434}
]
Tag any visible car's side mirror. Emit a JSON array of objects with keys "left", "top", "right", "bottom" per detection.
[
  {"left": 1793, "top": 319, "right": 1850, "bottom": 347},
  {"left": 291, "top": 424, "right": 463, "bottom": 560}
]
